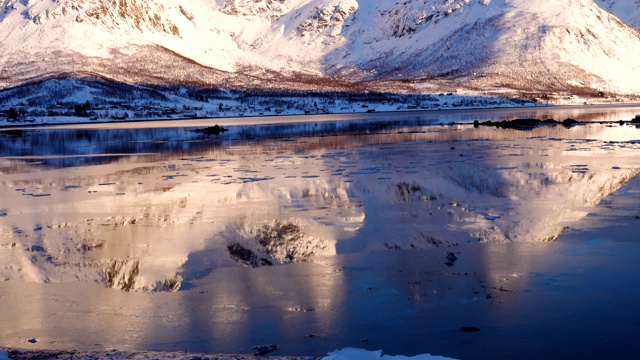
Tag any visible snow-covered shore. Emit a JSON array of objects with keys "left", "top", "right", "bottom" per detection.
[
  {"left": 3, "top": 82, "right": 640, "bottom": 130},
  {"left": 0, "top": 91, "right": 542, "bottom": 128},
  {"left": 3, "top": 98, "right": 640, "bottom": 132},
  {"left": 0, "top": 348, "right": 458, "bottom": 360}
]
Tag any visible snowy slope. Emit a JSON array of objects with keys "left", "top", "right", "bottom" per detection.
[
  {"left": 1, "top": 0, "right": 640, "bottom": 96},
  {"left": 595, "top": 0, "right": 640, "bottom": 30},
  {"left": 459, "top": 0, "right": 640, "bottom": 93}
]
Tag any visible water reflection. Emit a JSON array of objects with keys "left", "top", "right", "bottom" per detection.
[
  {"left": 15, "top": 106, "right": 640, "bottom": 163},
  {"left": 1, "top": 116, "right": 640, "bottom": 291},
  {"left": 1, "top": 109, "right": 640, "bottom": 356},
  {"left": 0, "top": 148, "right": 363, "bottom": 291},
  {"left": 2, "top": 120, "right": 639, "bottom": 172}
]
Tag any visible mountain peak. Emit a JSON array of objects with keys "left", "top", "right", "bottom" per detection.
[{"left": 1, "top": 0, "right": 640, "bottom": 96}]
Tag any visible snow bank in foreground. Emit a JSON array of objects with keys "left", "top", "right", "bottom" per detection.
[
  {"left": 0, "top": 348, "right": 458, "bottom": 360},
  {"left": 323, "top": 348, "right": 459, "bottom": 360}
]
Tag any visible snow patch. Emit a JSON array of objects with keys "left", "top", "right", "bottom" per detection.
[{"left": 323, "top": 348, "right": 459, "bottom": 360}]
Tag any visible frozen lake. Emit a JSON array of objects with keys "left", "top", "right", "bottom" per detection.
[{"left": 1, "top": 106, "right": 640, "bottom": 359}]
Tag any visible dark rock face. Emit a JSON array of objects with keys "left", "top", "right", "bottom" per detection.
[
  {"left": 252, "top": 344, "right": 279, "bottom": 356},
  {"left": 497, "top": 118, "right": 542, "bottom": 129},
  {"left": 227, "top": 243, "right": 272, "bottom": 268},
  {"left": 475, "top": 117, "right": 584, "bottom": 130},
  {"left": 29, "top": 245, "right": 45, "bottom": 252},
  {"left": 562, "top": 118, "right": 578, "bottom": 127},
  {"left": 445, "top": 252, "right": 458, "bottom": 262},
  {"left": 459, "top": 326, "right": 480, "bottom": 333},
  {"left": 155, "top": 276, "right": 182, "bottom": 292},
  {"left": 0, "top": 129, "right": 24, "bottom": 137},
  {"left": 103, "top": 259, "right": 140, "bottom": 292},
  {"left": 227, "top": 220, "right": 325, "bottom": 267},
  {"left": 395, "top": 181, "right": 424, "bottom": 202},
  {"left": 255, "top": 221, "right": 310, "bottom": 263},
  {"left": 195, "top": 124, "right": 228, "bottom": 135}
]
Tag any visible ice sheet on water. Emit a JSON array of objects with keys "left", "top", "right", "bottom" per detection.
[{"left": 323, "top": 348, "right": 459, "bottom": 360}]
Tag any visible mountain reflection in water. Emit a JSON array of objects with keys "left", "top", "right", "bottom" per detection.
[
  {"left": 1, "top": 110, "right": 640, "bottom": 357},
  {"left": 1, "top": 115, "right": 639, "bottom": 292}
]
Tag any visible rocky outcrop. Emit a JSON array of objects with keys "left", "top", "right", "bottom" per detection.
[
  {"left": 82, "top": 0, "right": 180, "bottom": 35},
  {"left": 221, "top": 0, "right": 289, "bottom": 17},
  {"left": 227, "top": 243, "right": 273, "bottom": 268},
  {"left": 226, "top": 219, "right": 334, "bottom": 267},
  {"left": 103, "top": 259, "right": 140, "bottom": 292},
  {"left": 295, "top": 2, "right": 357, "bottom": 38}
]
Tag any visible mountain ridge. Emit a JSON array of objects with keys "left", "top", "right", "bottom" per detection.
[
  {"left": 596, "top": 0, "right": 640, "bottom": 30},
  {"left": 1, "top": 0, "right": 640, "bottom": 101}
]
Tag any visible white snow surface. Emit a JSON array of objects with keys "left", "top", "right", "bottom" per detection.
[
  {"left": 1, "top": 0, "right": 640, "bottom": 94},
  {"left": 323, "top": 348, "right": 458, "bottom": 360},
  {"left": 596, "top": 0, "right": 640, "bottom": 30}
]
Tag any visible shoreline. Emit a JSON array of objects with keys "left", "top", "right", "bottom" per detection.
[
  {"left": 0, "top": 348, "right": 320, "bottom": 360},
  {"left": 2, "top": 102, "right": 640, "bottom": 131}
]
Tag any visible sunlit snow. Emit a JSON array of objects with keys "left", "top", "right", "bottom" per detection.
[
  {"left": 323, "top": 348, "right": 458, "bottom": 360},
  {"left": 1, "top": 0, "right": 640, "bottom": 95}
]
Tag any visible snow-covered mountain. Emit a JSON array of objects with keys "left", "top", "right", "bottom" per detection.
[
  {"left": 596, "top": 0, "right": 640, "bottom": 30},
  {"left": 1, "top": 0, "right": 640, "bottom": 97}
]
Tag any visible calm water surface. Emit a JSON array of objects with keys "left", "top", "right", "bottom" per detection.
[{"left": 1, "top": 106, "right": 640, "bottom": 359}]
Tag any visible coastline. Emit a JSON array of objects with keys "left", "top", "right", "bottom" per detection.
[
  {"left": 2, "top": 102, "right": 640, "bottom": 131},
  {"left": 1, "top": 349, "right": 319, "bottom": 360}
]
